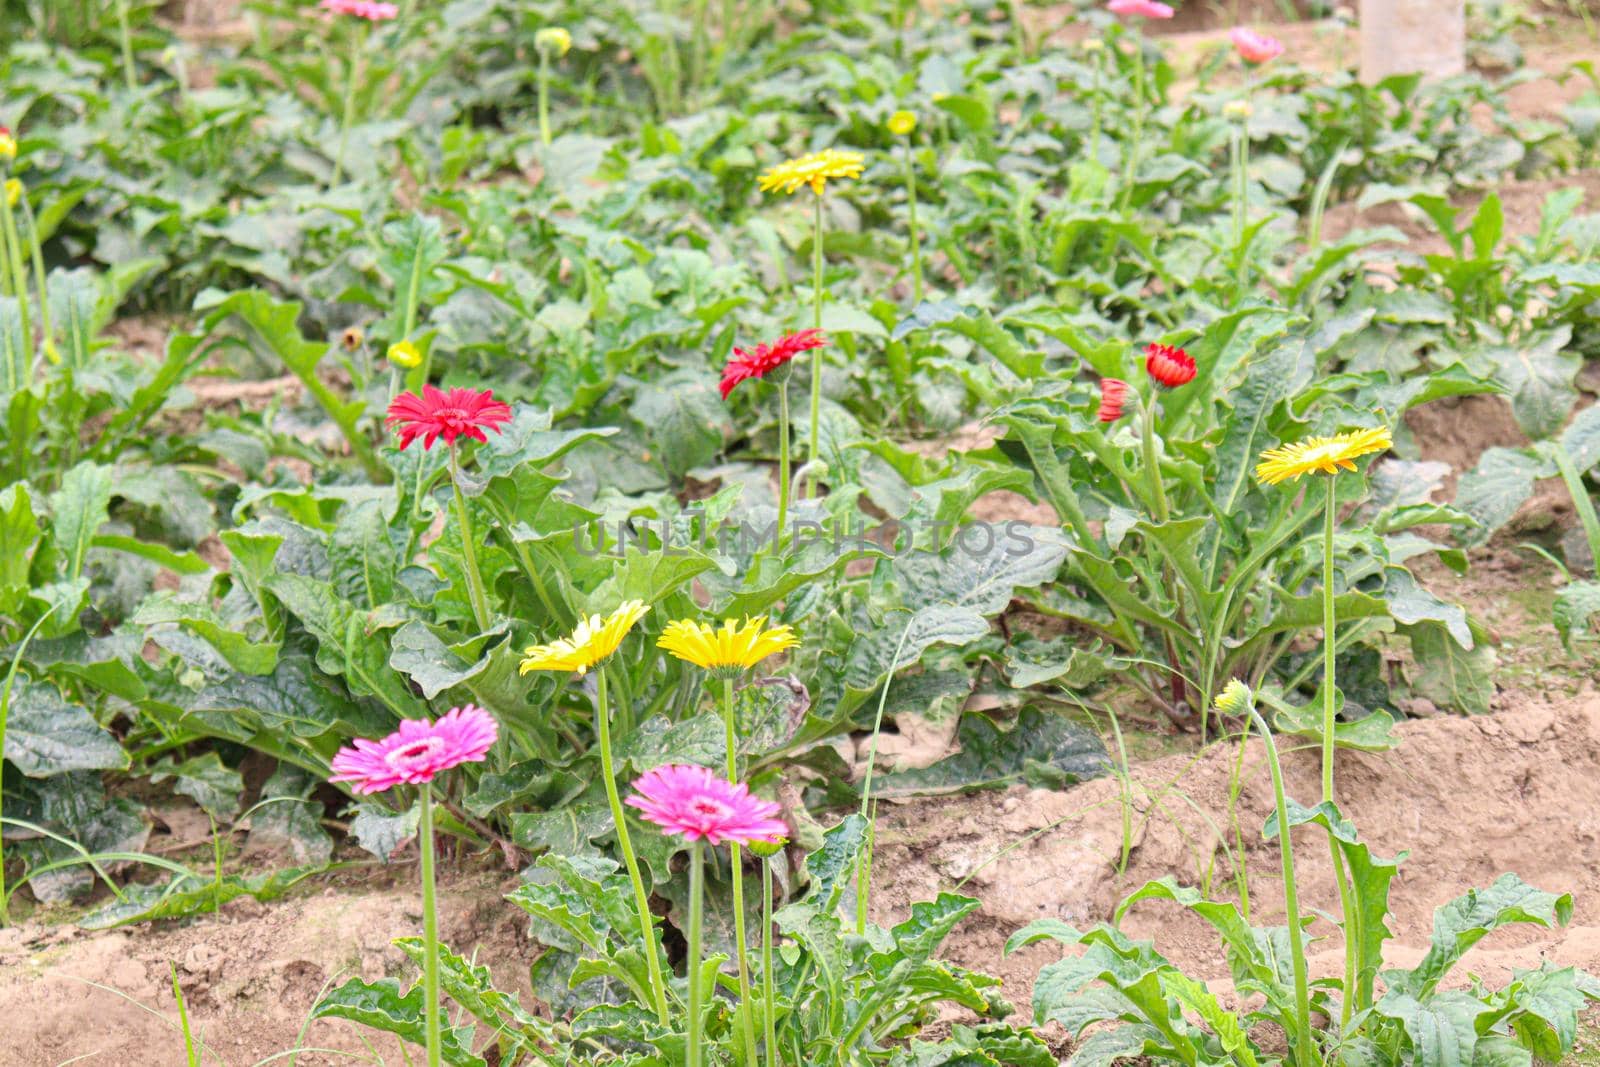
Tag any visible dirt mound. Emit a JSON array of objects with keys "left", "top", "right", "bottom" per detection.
[
  {"left": 870, "top": 687, "right": 1600, "bottom": 1014},
  {"left": 0, "top": 868, "right": 534, "bottom": 1066}
]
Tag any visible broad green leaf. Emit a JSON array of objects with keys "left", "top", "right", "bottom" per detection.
[
  {"left": 150, "top": 752, "right": 243, "bottom": 821},
  {"left": 349, "top": 800, "right": 420, "bottom": 862},
  {"left": 1388, "top": 874, "right": 1573, "bottom": 1000},
  {"left": 79, "top": 866, "right": 323, "bottom": 930},
  {"left": 133, "top": 592, "right": 280, "bottom": 676},
  {"left": 3, "top": 676, "right": 128, "bottom": 777},
  {"left": 874, "top": 706, "right": 1106, "bottom": 796},
  {"left": 1454, "top": 447, "right": 1552, "bottom": 545},
  {"left": 245, "top": 765, "right": 333, "bottom": 867},
  {"left": 49, "top": 461, "right": 114, "bottom": 581},
  {"left": 1553, "top": 581, "right": 1600, "bottom": 652},
  {"left": 312, "top": 978, "right": 486, "bottom": 1066},
  {"left": 1404, "top": 622, "right": 1496, "bottom": 715}
]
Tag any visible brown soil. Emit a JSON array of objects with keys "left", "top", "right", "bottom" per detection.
[
  {"left": 872, "top": 687, "right": 1600, "bottom": 1017},
  {"left": 0, "top": 866, "right": 536, "bottom": 1065}
]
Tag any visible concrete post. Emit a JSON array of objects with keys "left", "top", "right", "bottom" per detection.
[{"left": 1360, "top": 0, "right": 1466, "bottom": 83}]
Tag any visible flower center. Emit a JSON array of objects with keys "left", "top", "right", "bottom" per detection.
[
  {"left": 385, "top": 736, "right": 446, "bottom": 770},
  {"left": 689, "top": 797, "right": 734, "bottom": 822}
]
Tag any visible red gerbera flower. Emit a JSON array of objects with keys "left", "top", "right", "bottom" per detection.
[
  {"left": 1098, "top": 378, "right": 1129, "bottom": 422},
  {"left": 1144, "top": 343, "right": 1196, "bottom": 389},
  {"left": 719, "top": 329, "right": 827, "bottom": 400},
  {"left": 385, "top": 385, "right": 513, "bottom": 451}
]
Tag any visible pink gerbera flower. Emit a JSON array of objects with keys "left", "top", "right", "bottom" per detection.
[
  {"left": 626, "top": 764, "right": 788, "bottom": 847},
  {"left": 320, "top": 0, "right": 399, "bottom": 20},
  {"left": 1107, "top": 0, "right": 1175, "bottom": 18},
  {"left": 1230, "top": 27, "right": 1285, "bottom": 64},
  {"left": 719, "top": 329, "right": 827, "bottom": 400},
  {"left": 385, "top": 385, "right": 513, "bottom": 451},
  {"left": 330, "top": 706, "right": 498, "bottom": 794}
]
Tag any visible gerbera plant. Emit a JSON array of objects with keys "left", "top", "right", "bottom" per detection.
[
  {"left": 519, "top": 600, "right": 672, "bottom": 1023},
  {"left": 628, "top": 764, "right": 787, "bottom": 1067},
  {"left": 330, "top": 706, "right": 498, "bottom": 1067},
  {"left": 720, "top": 329, "right": 827, "bottom": 536},
  {"left": 757, "top": 148, "right": 864, "bottom": 497},
  {"left": 385, "top": 385, "right": 513, "bottom": 631},
  {"left": 658, "top": 616, "right": 799, "bottom": 1067},
  {"left": 534, "top": 26, "right": 572, "bottom": 146}
]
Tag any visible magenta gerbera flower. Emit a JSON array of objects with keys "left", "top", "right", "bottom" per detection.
[
  {"left": 384, "top": 385, "right": 513, "bottom": 451},
  {"left": 330, "top": 706, "right": 498, "bottom": 794},
  {"left": 320, "top": 0, "right": 399, "bottom": 20},
  {"left": 719, "top": 329, "right": 827, "bottom": 400},
  {"left": 1230, "top": 27, "right": 1285, "bottom": 64},
  {"left": 1107, "top": 0, "right": 1174, "bottom": 18},
  {"left": 625, "top": 764, "right": 788, "bottom": 847}
]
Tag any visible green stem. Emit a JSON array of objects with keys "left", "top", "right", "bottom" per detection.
[
  {"left": 449, "top": 445, "right": 493, "bottom": 633},
  {"left": 723, "top": 679, "right": 759, "bottom": 1067},
  {"left": 596, "top": 669, "right": 672, "bottom": 1024},
  {"left": 115, "top": 0, "right": 137, "bottom": 91},
  {"left": 17, "top": 195, "right": 52, "bottom": 364},
  {"left": 902, "top": 141, "right": 923, "bottom": 304},
  {"left": 854, "top": 620, "right": 915, "bottom": 934},
  {"left": 807, "top": 193, "right": 824, "bottom": 498},
  {"left": 1321, "top": 476, "right": 1337, "bottom": 804},
  {"left": 537, "top": 51, "right": 552, "bottom": 146},
  {"left": 1140, "top": 393, "right": 1171, "bottom": 524},
  {"left": 419, "top": 782, "right": 441, "bottom": 1067},
  {"left": 1118, "top": 36, "right": 1147, "bottom": 214},
  {"left": 1230, "top": 120, "right": 1247, "bottom": 299},
  {"left": 687, "top": 841, "right": 705, "bottom": 1067},
  {"left": 761, "top": 857, "right": 777, "bottom": 1065},
  {"left": 776, "top": 380, "right": 790, "bottom": 541},
  {"left": 1090, "top": 47, "right": 1104, "bottom": 165},
  {"left": 332, "top": 24, "right": 361, "bottom": 186},
  {"left": 0, "top": 196, "right": 32, "bottom": 374},
  {"left": 690, "top": 0, "right": 709, "bottom": 101},
  {"left": 1249, "top": 704, "right": 1315, "bottom": 1067}
]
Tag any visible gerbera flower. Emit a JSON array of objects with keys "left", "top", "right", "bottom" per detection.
[
  {"left": 387, "top": 339, "right": 422, "bottom": 368},
  {"left": 520, "top": 600, "right": 650, "bottom": 675},
  {"left": 1230, "top": 27, "right": 1285, "bottom": 64},
  {"left": 719, "top": 329, "right": 826, "bottom": 399},
  {"left": 535, "top": 26, "right": 572, "bottom": 55},
  {"left": 1107, "top": 0, "right": 1175, "bottom": 18},
  {"left": 757, "top": 149, "right": 866, "bottom": 197},
  {"left": 385, "top": 385, "right": 512, "bottom": 451},
  {"left": 320, "top": 0, "right": 399, "bottom": 20},
  {"left": 1098, "top": 378, "right": 1129, "bottom": 423},
  {"left": 1144, "top": 343, "right": 1196, "bottom": 389},
  {"left": 330, "top": 706, "right": 498, "bottom": 794},
  {"left": 658, "top": 617, "right": 800, "bottom": 678},
  {"left": 887, "top": 111, "right": 917, "bottom": 137},
  {"left": 626, "top": 764, "right": 788, "bottom": 847},
  {"left": 1254, "top": 426, "right": 1393, "bottom": 485},
  {"left": 1212, "top": 679, "right": 1253, "bottom": 716}
]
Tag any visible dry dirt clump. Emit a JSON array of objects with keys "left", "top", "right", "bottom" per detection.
[{"left": 870, "top": 687, "right": 1600, "bottom": 1013}]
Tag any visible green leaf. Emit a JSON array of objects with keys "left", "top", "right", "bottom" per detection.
[
  {"left": 313, "top": 977, "right": 486, "bottom": 1066},
  {"left": 1378, "top": 989, "right": 1485, "bottom": 1067},
  {"left": 49, "top": 461, "right": 114, "bottom": 581},
  {"left": 246, "top": 765, "right": 333, "bottom": 867},
  {"left": 3, "top": 676, "right": 128, "bottom": 777},
  {"left": 874, "top": 706, "right": 1106, "bottom": 796},
  {"left": 78, "top": 866, "right": 322, "bottom": 930},
  {"left": 150, "top": 752, "right": 243, "bottom": 821},
  {"left": 1454, "top": 447, "right": 1551, "bottom": 545},
  {"left": 348, "top": 800, "right": 420, "bottom": 862},
  {"left": 805, "top": 814, "right": 869, "bottom": 913},
  {"left": 133, "top": 592, "right": 281, "bottom": 676},
  {"left": 0, "top": 481, "right": 39, "bottom": 615},
  {"left": 1489, "top": 329, "right": 1579, "bottom": 440},
  {"left": 1404, "top": 622, "right": 1496, "bottom": 715},
  {"left": 1553, "top": 581, "right": 1600, "bottom": 652},
  {"left": 631, "top": 368, "right": 730, "bottom": 477},
  {"left": 1388, "top": 874, "right": 1574, "bottom": 1000},
  {"left": 891, "top": 301, "right": 1043, "bottom": 380}
]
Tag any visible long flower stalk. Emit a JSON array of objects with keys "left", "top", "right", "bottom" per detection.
[
  {"left": 722, "top": 678, "right": 759, "bottom": 1067},
  {"left": 776, "top": 382, "right": 791, "bottom": 540},
  {"left": 537, "top": 48, "right": 554, "bottom": 146},
  {"left": 808, "top": 194, "right": 825, "bottom": 497},
  {"left": 596, "top": 669, "right": 672, "bottom": 1024},
  {"left": 115, "top": 0, "right": 138, "bottom": 91},
  {"left": 686, "top": 840, "right": 706, "bottom": 1067},
  {"left": 1247, "top": 700, "right": 1314, "bottom": 1067},
  {"left": 0, "top": 189, "right": 32, "bottom": 369},
  {"left": 332, "top": 23, "right": 362, "bottom": 185},
  {"left": 761, "top": 854, "right": 777, "bottom": 1063},
  {"left": 16, "top": 194, "right": 52, "bottom": 364},
  {"left": 447, "top": 445, "right": 493, "bottom": 632},
  {"left": 418, "top": 782, "right": 442, "bottom": 1067},
  {"left": 1118, "top": 35, "right": 1148, "bottom": 214}
]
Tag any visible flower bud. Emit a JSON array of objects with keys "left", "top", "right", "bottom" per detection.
[
  {"left": 387, "top": 339, "right": 422, "bottom": 368},
  {"left": 536, "top": 27, "right": 572, "bottom": 57},
  {"left": 1213, "top": 679, "right": 1252, "bottom": 716},
  {"left": 341, "top": 326, "right": 365, "bottom": 351},
  {"left": 1223, "top": 100, "right": 1254, "bottom": 122},
  {"left": 887, "top": 110, "right": 916, "bottom": 136},
  {"left": 747, "top": 836, "right": 788, "bottom": 859}
]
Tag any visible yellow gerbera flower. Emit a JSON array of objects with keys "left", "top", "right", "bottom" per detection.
[
  {"left": 1254, "top": 426, "right": 1393, "bottom": 486},
  {"left": 3, "top": 179, "right": 19, "bottom": 209},
  {"left": 535, "top": 27, "right": 572, "bottom": 56},
  {"left": 0, "top": 130, "right": 15, "bottom": 164},
  {"left": 386, "top": 339, "right": 422, "bottom": 368},
  {"left": 1212, "top": 679, "right": 1252, "bottom": 715},
  {"left": 520, "top": 600, "right": 649, "bottom": 675},
  {"left": 758, "top": 149, "right": 865, "bottom": 196},
  {"left": 657, "top": 617, "right": 800, "bottom": 677},
  {"left": 887, "top": 110, "right": 917, "bottom": 137}
]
